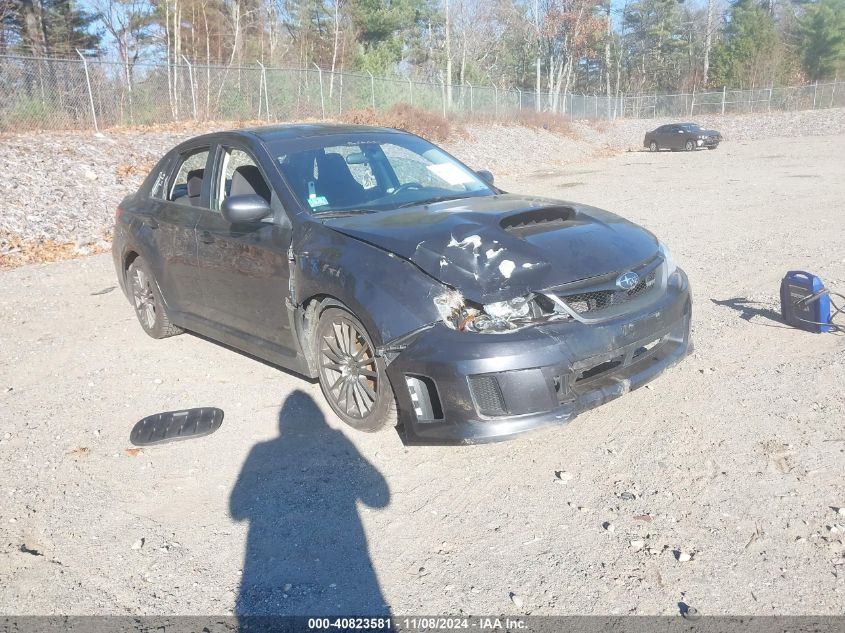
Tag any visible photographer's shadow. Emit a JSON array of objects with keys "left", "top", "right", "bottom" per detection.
[{"left": 230, "top": 390, "right": 390, "bottom": 616}]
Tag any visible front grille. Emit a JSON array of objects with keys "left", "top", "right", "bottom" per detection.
[
  {"left": 467, "top": 375, "right": 507, "bottom": 417},
  {"left": 561, "top": 269, "right": 657, "bottom": 317}
]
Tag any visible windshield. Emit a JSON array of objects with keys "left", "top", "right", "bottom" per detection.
[
  {"left": 271, "top": 134, "right": 494, "bottom": 214},
  {"left": 680, "top": 124, "right": 703, "bottom": 132}
]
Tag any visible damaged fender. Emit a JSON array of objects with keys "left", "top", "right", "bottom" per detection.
[{"left": 290, "top": 221, "right": 448, "bottom": 372}]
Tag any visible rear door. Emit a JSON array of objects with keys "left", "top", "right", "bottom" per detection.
[
  {"left": 194, "top": 142, "right": 298, "bottom": 358},
  {"left": 144, "top": 146, "right": 211, "bottom": 316}
]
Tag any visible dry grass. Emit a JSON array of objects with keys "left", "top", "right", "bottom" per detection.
[
  {"left": 336, "top": 103, "right": 454, "bottom": 142},
  {"left": 453, "top": 109, "right": 576, "bottom": 136},
  {"left": 0, "top": 231, "right": 108, "bottom": 270}
]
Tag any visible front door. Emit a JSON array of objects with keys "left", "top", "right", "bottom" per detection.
[{"left": 194, "top": 144, "right": 298, "bottom": 360}]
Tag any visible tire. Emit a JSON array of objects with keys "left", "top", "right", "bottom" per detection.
[
  {"left": 126, "top": 257, "right": 183, "bottom": 339},
  {"left": 685, "top": 139, "right": 695, "bottom": 151},
  {"left": 315, "top": 307, "right": 397, "bottom": 432},
  {"left": 648, "top": 141, "right": 658, "bottom": 152},
  {"left": 707, "top": 145, "right": 718, "bottom": 150}
]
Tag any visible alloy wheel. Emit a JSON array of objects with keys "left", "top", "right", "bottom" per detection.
[
  {"left": 318, "top": 315, "right": 380, "bottom": 419},
  {"left": 131, "top": 266, "right": 156, "bottom": 329}
]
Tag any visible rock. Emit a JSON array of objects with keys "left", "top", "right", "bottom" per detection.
[
  {"left": 131, "top": 538, "right": 145, "bottom": 550},
  {"left": 838, "top": 507, "right": 845, "bottom": 516},
  {"left": 83, "top": 170, "right": 98, "bottom": 181},
  {"left": 602, "top": 521, "right": 615, "bottom": 532},
  {"left": 679, "top": 602, "right": 701, "bottom": 620},
  {"left": 675, "top": 550, "right": 692, "bottom": 562},
  {"left": 630, "top": 539, "right": 645, "bottom": 551},
  {"left": 283, "top": 583, "right": 292, "bottom": 592},
  {"left": 509, "top": 592, "right": 524, "bottom": 608},
  {"left": 153, "top": 378, "right": 163, "bottom": 385},
  {"left": 554, "top": 470, "right": 573, "bottom": 483}
]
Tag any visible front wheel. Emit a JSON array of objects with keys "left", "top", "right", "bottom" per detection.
[
  {"left": 315, "top": 307, "right": 397, "bottom": 432},
  {"left": 648, "top": 141, "right": 658, "bottom": 152},
  {"left": 685, "top": 140, "right": 695, "bottom": 151}
]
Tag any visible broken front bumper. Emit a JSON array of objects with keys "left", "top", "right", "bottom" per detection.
[{"left": 386, "top": 269, "right": 692, "bottom": 444}]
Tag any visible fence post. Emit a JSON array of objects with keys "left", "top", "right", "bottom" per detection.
[
  {"left": 467, "top": 82, "right": 473, "bottom": 112},
  {"left": 367, "top": 70, "right": 375, "bottom": 109},
  {"left": 813, "top": 81, "right": 818, "bottom": 109},
  {"left": 255, "top": 60, "right": 269, "bottom": 121},
  {"left": 440, "top": 74, "right": 446, "bottom": 116},
  {"left": 767, "top": 85, "right": 773, "bottom": 113},
  {"left": 831, "top": 77, "right": 838, "bottom": 108},
  {"left": 76, "top": 49, "right": 99, "bottom": 133},
  {"left": 312, "top": 63, "right": 325, "bottom": 119},
  {"left": 517, "top": 88, "right": 522, "bottom": 111},
  {"left": 492, "top": 81, "right": 499, "bottom": 117},
  {"left": 182, "top": 56, "right": 198, "bottom": 121},
  {"left": 721, "top": 86, "right": 726, "bottom": 115},
  {"left": 408, "top": 78, "right": 413, "bottom": 105}
]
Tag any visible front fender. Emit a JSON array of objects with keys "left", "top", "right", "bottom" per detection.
[{"left": 293, "top": 222, "right": 445, "bottom": 347}]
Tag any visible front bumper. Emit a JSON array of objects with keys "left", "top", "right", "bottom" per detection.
[{"left": 386, "top": 269, "right": 692, "bottom": 444}]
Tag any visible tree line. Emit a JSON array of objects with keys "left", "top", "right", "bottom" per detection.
[{"left": 1, "top": 0, "right": 844, "bottom": 100}]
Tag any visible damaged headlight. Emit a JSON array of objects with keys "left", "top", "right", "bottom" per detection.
[
  {"left": 484, "top": 296, "right": 532, "bottom": 319},
  {"left": 434, "top": 290, "right": 552, "bottom": 334},
  {"left": 658, "top": 242, "right": 677, "bottom": 277}
]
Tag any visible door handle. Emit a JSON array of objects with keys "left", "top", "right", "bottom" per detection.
[{"left": 199, "top": 231, "right": 215, "bottom": 245}]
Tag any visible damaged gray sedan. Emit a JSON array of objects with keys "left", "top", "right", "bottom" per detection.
[{"left": 113, "top": 124, "right": 692, "bottom": 444}]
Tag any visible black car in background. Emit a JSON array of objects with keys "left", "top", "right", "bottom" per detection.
[
  {"left": 643, "top": 123, "right": 722, "bottom": 152},
  {"left": 113, "top": 124, "right": 692, "bottom": 444}
]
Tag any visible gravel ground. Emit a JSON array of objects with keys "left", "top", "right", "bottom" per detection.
[
  {"left": 2, "top": 108, "right": 844, "bottom": 251},
  {"left": 1, "top": 133, "right": 844, "bottom": 616}
]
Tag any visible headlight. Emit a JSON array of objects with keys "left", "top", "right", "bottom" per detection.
[
  {"left": 658, "top": 242, "right": 677, "bottom": 277},
  {"left": 434, "top": 290, "right": 544, "bottom": 333},
  {"left": 484, "top": 296, "right": 531, "bottom": 319}
]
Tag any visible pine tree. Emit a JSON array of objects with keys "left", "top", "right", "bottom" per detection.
[
  {"left": 798, "top": 0, "right": 845, "bottom": 81},
  {"left": 708, "top": 0, "right": 781, "bottom": 87}
]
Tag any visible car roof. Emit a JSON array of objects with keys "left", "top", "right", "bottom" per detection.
[{"left": 175, "top": 123, "right": 405, "bottom": 150}]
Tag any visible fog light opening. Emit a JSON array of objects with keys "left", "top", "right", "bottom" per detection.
[{"left": 405, "top": 375, "right": 442, "bottom": 422}]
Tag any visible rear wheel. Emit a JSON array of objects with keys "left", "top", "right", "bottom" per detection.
[
  {"left": 315, "top": 307, "right": 397, "bottom": 432},
  {"left": 127, "top": 257, "right": 182, "bottom": 339},
  {"left": 685, "top": 139, "right": 695, "bottom": 151},
  {"left": 649, "top": 141, "right": 658, "bottom": 152}
]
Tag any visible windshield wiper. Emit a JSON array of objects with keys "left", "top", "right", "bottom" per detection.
[
  {"left": 313, "top": 208, "right": 378, "bottom": 219},
  {"left": 397, "top": 194, "right": 470, "bottom": 209}
]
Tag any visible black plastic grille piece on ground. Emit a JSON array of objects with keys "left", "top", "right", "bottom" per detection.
[{"left": 130, "top": 407, "right": 224, "bottom": 446}]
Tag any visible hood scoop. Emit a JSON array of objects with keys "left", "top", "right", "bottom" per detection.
[{"left": 500, "top": 206, "right": 576, "bottom": 237}]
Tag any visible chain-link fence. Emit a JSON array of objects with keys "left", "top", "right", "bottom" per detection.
[{"left": 1, "top": 54, "right": 843, "bottom": 133}]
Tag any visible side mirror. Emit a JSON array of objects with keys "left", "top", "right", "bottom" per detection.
[
  {"left": 221, "top": 194, "right": 271, "bottom": 223},
  {"left": 476, "top": 169, "right": 495, "bottom": 186}
]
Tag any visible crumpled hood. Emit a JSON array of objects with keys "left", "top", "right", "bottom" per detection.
[{"left": 323, "top": 194, "right": 659, "bottom": 303}]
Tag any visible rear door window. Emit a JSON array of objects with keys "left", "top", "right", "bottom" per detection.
[{"left": 169, "top": 149, "right": 211, "bottom": 207}]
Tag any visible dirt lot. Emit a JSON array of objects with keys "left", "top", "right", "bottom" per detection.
[{"left": 1, "top": 133, "right": 844, "bottom": 616}]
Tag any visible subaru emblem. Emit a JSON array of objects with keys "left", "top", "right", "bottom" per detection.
[{"left": 616, "top": 271, "right": 640, "bottom": 290}]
